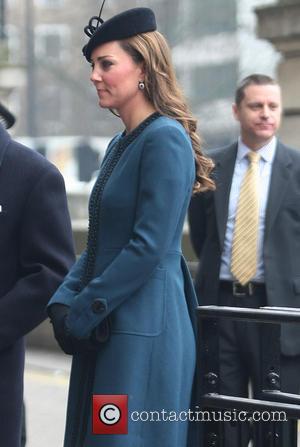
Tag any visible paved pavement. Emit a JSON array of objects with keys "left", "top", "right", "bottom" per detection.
[{"left": 24, "top": 348, "right": 71, "bottom": 447}]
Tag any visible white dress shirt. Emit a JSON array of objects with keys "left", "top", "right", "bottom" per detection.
[{"left": 219, "top": 136, "right": 277, "bottom": 282}]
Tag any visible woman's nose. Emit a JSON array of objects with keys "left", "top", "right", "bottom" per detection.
[{"left": 90, "top": 68, "right": 102, "bottom": 83}]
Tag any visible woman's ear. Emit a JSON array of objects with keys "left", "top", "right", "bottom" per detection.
[{"left": 139, "top": 61, "right": 146, "bottom": 78}]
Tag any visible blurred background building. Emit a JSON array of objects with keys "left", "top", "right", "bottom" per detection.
[
  {"left": 1, "top": 0, "right": 279, "bottom": 147},
  {"left": 256, "top": 0, "right": 300, "bottom": 149},
  {"left": 0, "top": 0, "right": 294, "bottom": 255},
  {"left": 1, "top": 0, "right": 299, "bottom": 229},
  {"left": 1, "top": 0, "right": 300, "bottom": 245}
]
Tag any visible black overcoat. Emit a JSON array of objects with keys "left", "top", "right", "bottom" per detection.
[{"left": 0, "top": 124, "right": 75, "bottom": 446}]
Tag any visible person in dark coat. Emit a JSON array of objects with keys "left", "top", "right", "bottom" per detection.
[
  {"left": 0, "top": 103, "right": 75, "bottom": 447},
  {"left": 188, "top": 74, "right": 300, "bottom": 445},
  {"left": 48, "top": 5, "right": 214, "bottom": 447}
]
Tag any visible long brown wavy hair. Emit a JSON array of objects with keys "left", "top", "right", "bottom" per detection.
[{"left": 120, "top": 31, "right": 215, "bottom": 193}]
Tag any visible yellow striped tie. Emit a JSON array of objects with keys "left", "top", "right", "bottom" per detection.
[{"left": 231, "top": 151, "right": 261, "bottom": 285}]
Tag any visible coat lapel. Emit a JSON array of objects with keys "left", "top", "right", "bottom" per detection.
[
  {"left": 264, "top": 142, "right": 292, "bottom": 238},
  {"left": 213, "top": 142, "right": 238, "bottom": 248},
  {"left": 0, "top": 124, "right": 10, "bottom": 166}
]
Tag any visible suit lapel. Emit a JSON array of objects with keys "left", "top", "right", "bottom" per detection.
[
  {"left": 265, "top": 142, "right": 292, "bottom": 238},
  {"left": 213, "top": 142, "right": 238, "bottom": 248},
  {"left": 0, "top": 124, "right": 10, "bottom": 166}
]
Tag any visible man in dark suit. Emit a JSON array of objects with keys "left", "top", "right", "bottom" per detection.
[
  {"left": 0, "top": 104, "right": 75, "bottom": 447},
  {"left": 189, "top": 74, "right": 300, "bottom": 446}
]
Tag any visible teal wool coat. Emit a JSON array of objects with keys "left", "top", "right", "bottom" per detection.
[{"left": 49, "top": 115, "right": 198, "bottom": 447}]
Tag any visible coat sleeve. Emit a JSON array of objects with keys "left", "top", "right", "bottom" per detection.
[
  {"left": 0, "top": 166, "right": 75, "bottom": 350},
  {"left": 47, "top": 135, "right": 124, "bottom": 310},
  {"left": 47, "top": 250, "right": 87, "bottom": 307},
  {"left": 66, "top": 126, "right": 195, "bottom": 338},
  {"left": 188, "top": 193, "right": 207, "bottom": 259}
]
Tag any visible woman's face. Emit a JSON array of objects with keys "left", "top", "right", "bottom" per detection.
[{"left": 90, "top": 41, "right": 144, "bottom": 114}]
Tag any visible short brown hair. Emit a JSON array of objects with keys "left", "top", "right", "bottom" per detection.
[{"left": 235, "top": 74, "right": 278, "bottom": 106}]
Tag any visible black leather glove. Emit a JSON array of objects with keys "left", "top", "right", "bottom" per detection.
[{"left": 48, "top": 304, "right": 98, "bottom": 355}]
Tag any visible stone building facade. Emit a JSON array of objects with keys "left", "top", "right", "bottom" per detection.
[
  {"left": 256, "top": 0, "right": 300, "bottom": 148},
  {"left": 1, "top": 0, "right": 278, "bottom": 147}
]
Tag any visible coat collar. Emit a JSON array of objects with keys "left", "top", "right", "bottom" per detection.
[{"left": 0, "top": 124, "right": 11, "bottom": 166}]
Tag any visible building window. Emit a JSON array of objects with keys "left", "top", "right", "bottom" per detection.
[
  {"left": 190, "top": 62, "right": 237, "bottom": 106},
  {"left": 3, "top": 24, "right": 20, "bottom": 63},
  {"left": 38, "top": 85, "right": 70, "bottom": 133},
  {"left": 35, "top": 25, "right": 70, "bottom": 61}
]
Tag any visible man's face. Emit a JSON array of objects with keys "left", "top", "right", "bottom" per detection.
[{"left": 232, "top": 83, "right": 282, "bottom": 150}]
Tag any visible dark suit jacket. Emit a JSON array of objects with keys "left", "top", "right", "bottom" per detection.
[
  {"left": 0, "top": 124, "right": 75, "bottom": 446},
  {"left": 189, "top": 141, "right": 300, "bottom": 356}
]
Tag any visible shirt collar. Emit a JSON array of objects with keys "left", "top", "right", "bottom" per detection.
[{"left": 237, "top": 136, "right": 277, "bottom": 163}]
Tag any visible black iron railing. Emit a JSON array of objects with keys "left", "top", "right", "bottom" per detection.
[{"left": 197, "top": 305, "right": 300, "bottom": 447}]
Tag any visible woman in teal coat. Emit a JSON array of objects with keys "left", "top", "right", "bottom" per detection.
[{"left": 48, "top": 5, "right": 214, "bottom": 447}]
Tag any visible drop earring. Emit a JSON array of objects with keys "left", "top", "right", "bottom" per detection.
[{"left": 138, "top": 81, "right": 145, "bottom": 90}]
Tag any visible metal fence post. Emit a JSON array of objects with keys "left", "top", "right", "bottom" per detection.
[{"left": 197, "top": 306, "right": 300, "bottom": 447}]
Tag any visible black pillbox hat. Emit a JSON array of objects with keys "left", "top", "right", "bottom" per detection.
[{"left": 83, "top": 7, "right": 157, "bottom": 62}]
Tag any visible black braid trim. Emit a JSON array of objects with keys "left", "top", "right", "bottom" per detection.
[{"left": 80, "top": 112, "right": 161, "bottom": 290}]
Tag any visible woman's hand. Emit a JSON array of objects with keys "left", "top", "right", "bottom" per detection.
[{"left": 48, "top": 304, "right": 98, "bottom": 355}]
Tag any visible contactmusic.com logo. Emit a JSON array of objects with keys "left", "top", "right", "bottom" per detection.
[{"left": 93, "top": 395, "right": 128, "bottom": 434}]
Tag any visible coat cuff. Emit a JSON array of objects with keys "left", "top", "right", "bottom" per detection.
[{"left": 66, "top": 298, "right": 108, "bottom": 338}]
